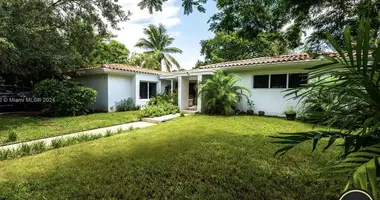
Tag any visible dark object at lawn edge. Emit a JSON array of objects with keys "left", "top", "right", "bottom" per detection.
[
  {"left": 285, "top": 113, "right": 296, "bottom": 121},
  {"left": 247, "top": 110, "right": 254, "bottom": 115},
  {"left": 258, "top": 111, "right": 265, "bottom": 116}
]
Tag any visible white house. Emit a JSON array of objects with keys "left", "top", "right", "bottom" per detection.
[{"left": 76, "top": 53, "right": 333, "bottom": 116}]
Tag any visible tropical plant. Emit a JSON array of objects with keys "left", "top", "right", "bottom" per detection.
[
  {"left": 247, "top": 100, "right": 255, "bottom": 110},
  {"left": 115, "top": 98, "right": 140, "bottom": 112},
  {"left": 283, "top": 105, "right": 296, "bottom": 115},
  {"left": 135, "top": 24, "right": 182, "bottom": 72},
  {"left": 198, "top": 70, "right": 252, "bottom": 115},
  {"left": 272, "top": 19, "right": 380, "bottom": 197}
]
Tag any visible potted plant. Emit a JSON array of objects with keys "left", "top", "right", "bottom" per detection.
[
  {"left": 247, "top": 100, "right": 255, "bottom": 115},
  {"left": 283, "top": 105, "right": 297, "bottom": 120}
]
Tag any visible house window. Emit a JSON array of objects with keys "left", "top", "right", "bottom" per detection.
[
  {"left": 139, "top": 82, "right": 157, "bottom": 99},
  {"left": 253, "top": 75, "right": 269, "bottom": 88},
  {"left": 288, "top": 73, "right": 308, "bottom": 88},
  {"left": 270, "top": 74, "right": 287, "bottom": 88}
]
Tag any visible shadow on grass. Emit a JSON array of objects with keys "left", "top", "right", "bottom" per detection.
[
  {"left": 0, "top": 129, "right": 339, "bottom": 200},
  {"left": 0, "top": 114, "right": 45, "bottom": 133}
]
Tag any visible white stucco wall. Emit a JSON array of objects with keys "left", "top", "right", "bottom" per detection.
[
  {"left": 233, "top": 68, "right": 307, "bottom": 116},
  {"left": 161, "top": 80, "right": 171, "bottom": 94},
  {"left": 76, "top": 74, "right": 108, "bottom": 112},
  {"left": 107, "top": 74, "right": 134, "bottom": 112},
  {"left": 134, "top": 73, "right": 161, "bottom": 107}
]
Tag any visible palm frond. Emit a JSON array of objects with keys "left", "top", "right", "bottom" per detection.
[{"left": 273, "top": 18, "right": 380, "bottom": 196}]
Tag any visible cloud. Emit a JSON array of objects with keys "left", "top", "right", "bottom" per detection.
[{"left": 114, "top": 0, "right": 181, "bottom": 53}]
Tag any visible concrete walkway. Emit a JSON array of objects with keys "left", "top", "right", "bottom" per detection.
[
  {"left": 0, "top": 113, "right": 187, "bottom": 151},
  {"left": 142, "top": 113, "right": 185, "bottom": 124},
  {"left": 0, "top": 121, "right": 155, "bottom": 151}
]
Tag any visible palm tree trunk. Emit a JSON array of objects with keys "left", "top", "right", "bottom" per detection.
[{"left": 161, "top": 58, "right": 169, "bottom": 72}]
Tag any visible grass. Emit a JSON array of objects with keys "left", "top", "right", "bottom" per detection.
[
  {"left": 0, "top": 115, "right": 340, "bottom": 199},
  {"left": 0, "top": 111, "right": 141, "bottom": 145}
]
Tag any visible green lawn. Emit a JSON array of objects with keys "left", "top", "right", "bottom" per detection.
[
  {"left": 0, "top": 115, "right": 340, "bottom": 199},
  {"left": 0, "top": 111, "right": 141, "bottom": 145}
]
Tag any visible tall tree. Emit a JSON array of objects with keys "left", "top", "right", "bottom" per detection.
[
  {"left": 89, "top": 40, "right": 130, "bottom": 65},
  {"left": 0, "top": 0, "right": 129, "bottom": 86},
  {"left": 198, "top": 0, "right": 301, "bottom": 65},
  {"left": 285, "top": 0, "right": 380, "bottom": 51},
  {"left": 138, "top": 0, "right": 208, "bottom": 15},
  {"left": 128, "top": 52, "right": 161, "bottom": 70},
  {"left": 135, "top": 24, "right": 183, "bottom": 72}
]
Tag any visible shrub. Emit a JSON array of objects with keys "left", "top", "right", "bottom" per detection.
[
  {"left": 6, "top": 130, "right": 17, "bottom": 142},
  {"left": 180, "top": 112, "right": 185, "bottom": 117},
  {"left": 115, "top": 98, "right": 140, "bottom": 112},
  {"left": 148, "top": 93, "right": 178, "bottom": 106},
  {"left": 198, "top": 70, "right": 251, "bottom": 115},
  {"left": 34, "top": 79, "right": 97, "bottom": 116},
  {"left": 141, "top": 102, "right": 178, "bottom": 118}
]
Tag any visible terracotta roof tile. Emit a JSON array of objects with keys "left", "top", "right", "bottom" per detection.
[
  {"left": 200, "top": 53, "right": 315, "bottom": 69},
  {"left": 83, "top": 64, "right": 170, "bottom": 75}
]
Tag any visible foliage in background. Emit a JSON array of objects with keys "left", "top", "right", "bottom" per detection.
[
  {"left": 127, "top": 51, "right": 161, "bottom": 70},
  {"left": 0, "top": 0, "right": 129, "bottom": 86},
  {"left": 115, "top": 98, "right": 140, "bottom": 112},
  {"left": 148, "top": 93, "right": 178, "bottom": 106},
  {"left": 34, "top": 79, "right": 97, "bottom": 116},
  {"left": 285, "top": 0, "right": 380, "bottom": 51},
  {"left": 135, "top": 24, "right": 182, "bottom": 72},
  {"left": 89, "top": 40, "right": 130, "bottom": 65},
  {"left": 197, "top": 0, "right": 301, "bottom": 66},
  {"left": 273, "top": 19, "right": 380, "bottom": 197},
  {"left": 198, "top": 70, "right": 251, "bottom": 115}
]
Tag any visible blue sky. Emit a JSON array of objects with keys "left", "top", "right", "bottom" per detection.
[{"left": 114, "top": 0, "right": 218, "bottom": 70}]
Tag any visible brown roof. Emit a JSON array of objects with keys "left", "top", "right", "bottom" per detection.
[
  {"left": 84, "top": 64, "right": 170, "bottom": 75},
  {"left": 200, "top": 52, "right": 373, "bottom": 69},
  {"left": 200, "top": 54, "right": 315, "bottom": 69}
]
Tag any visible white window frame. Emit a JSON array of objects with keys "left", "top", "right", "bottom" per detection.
[
  {"left": 139, "top": 81, "right": 157, "bottom": 100},
  {"left": 253, "top": 73, "right": 308, "bottom": 89}
]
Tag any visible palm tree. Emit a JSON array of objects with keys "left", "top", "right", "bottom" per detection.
[
  {"left": 198, "top": 70, "right": 252, "bottom": 115},
  {"left": 273, "top": 19, "right": 380, "bottom": 197},
  {"left": 135, "top": 24, "right": 182, "bottom": 72}
]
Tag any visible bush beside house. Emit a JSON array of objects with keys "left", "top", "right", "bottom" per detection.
[
  {"left": 198, "top": 70, "right": 251, "bottom": 115},
  {"left": 141, "top": 93, "right": 179, "bottom": 117},
  {"left": 115, "top": 98, "right": 140, "bottom": 112},
  {"left": 35, "top": 79, "right": 97, "bottom": 116}
]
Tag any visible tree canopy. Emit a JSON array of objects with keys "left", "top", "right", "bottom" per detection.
[
  {"left": 0, "top": 0, "right": 129, "bottom": 86},
  {"left": 89, "top": 40, "right": 130, "bottom": 65},
  {"left": 196, "top": 0, "right": 301, "bottom": 66}
]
